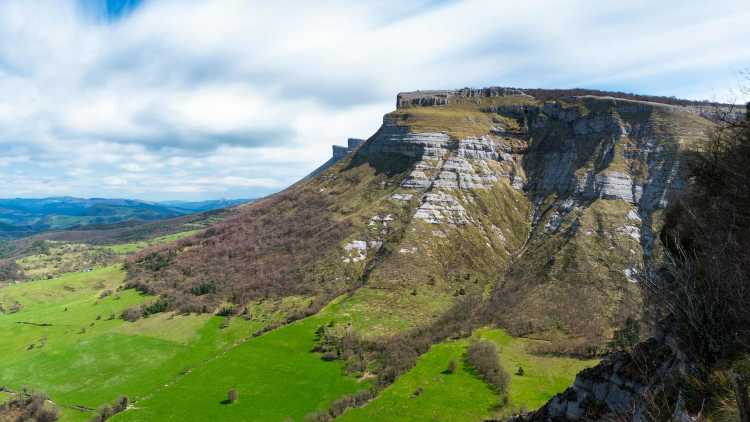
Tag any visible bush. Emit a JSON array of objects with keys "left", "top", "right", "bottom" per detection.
[
  {"left": 446, "top": 359, "right": 457, "bottom": 374},
  {"left": 120, "top": 307, "right": 143, "bottom": 322},
  {"left": 608, "top": 317, "right": 640, "bottom": 352},
  {"left": 466, "top": 340, "right": 510, "bottom": 393},
  {"left": 0, "top": 392, "right": 59, "bottom": 422},
  {"left": 227, "top": 389, "right": 238, "bottom": 404},
  {"left": 0, "top": 259, "right": 24, "bottom": 281},
  {"left": 88, "top": 396, "right": 127, "bottom": 422}
]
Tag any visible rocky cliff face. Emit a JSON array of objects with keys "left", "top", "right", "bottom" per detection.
[
  {"left": 126, "top": 85, "right": 714, "bottom": 351},
  {"left": 338, "top": 88, "right": 712, "bottom": 347}
]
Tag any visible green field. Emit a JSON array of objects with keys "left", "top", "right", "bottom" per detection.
[
  {"left": 0, "top": 265, "right": 595, "bottom": 421},
  {"left": 339, "top": 329, "right": 597, "bottom": 421},
  {"left": 115, "top": 304, "right": 369, "bottom": 422},
  {"left": 0, "top": 266, "right": 369, "bottom": 422},
  {"left": 107, "top": 230, "right": 202, "bottom": 254}
]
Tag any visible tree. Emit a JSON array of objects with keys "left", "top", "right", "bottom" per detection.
[{"left": 466, "top": 340, "right": 510, "bottom": 394}]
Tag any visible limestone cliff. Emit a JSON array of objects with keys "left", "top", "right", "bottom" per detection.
[{"left": 330, "top": 88, "right": 713, "bottom": 347}]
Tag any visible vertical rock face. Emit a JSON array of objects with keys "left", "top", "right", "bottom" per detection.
[{"left": 306, "top": 138, "right": 367, "bottom": 179}]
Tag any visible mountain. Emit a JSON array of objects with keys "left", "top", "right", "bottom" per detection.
[
  {"left": 0, "top": 87, "right": 742, "bottom": 422},
  {"left": 157, "top": 198, "right": 251, "bottom": 212},
  {"left": 126, "top": 87, "right": 715, "bottom": 354},
  {"left": 0, "top": 197, "right": 248, "bottom": 239}
]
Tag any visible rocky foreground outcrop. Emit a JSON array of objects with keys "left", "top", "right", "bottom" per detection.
[{"left": 506, "top": 323, "right": 697, "bottom": 422}]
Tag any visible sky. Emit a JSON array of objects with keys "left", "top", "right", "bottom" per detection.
[{"left": 0, "top": 0, "right": 749, "bottom": 201}]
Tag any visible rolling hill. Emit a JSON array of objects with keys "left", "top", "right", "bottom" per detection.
[{"left": 0, "top": 197, "right": 250, "bottom": 239}]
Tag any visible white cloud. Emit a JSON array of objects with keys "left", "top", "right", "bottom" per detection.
[{"left": 0, "top": 0, "right": 748, "bottom": 200}]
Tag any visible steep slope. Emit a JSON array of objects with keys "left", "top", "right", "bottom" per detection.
[
  {"left": 124, "top": 87, "right": 714, "bottom": 351},
  {"left": 493, "top": 96, "right": 712, "bottom": 352},
  {"left": 512, "top": 101, "right": 750, "bottom": 422}
]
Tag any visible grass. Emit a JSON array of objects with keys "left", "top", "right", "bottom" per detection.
[
  {"left": 16, "top": 242, "right": 116, "bottom": 280},
  {"left": 0, "top": 266, "right": 266, "bottom": 421},
  {"left": 333, "top": 287, "right": 453, "bottom": 339},
  {"left": 114, "top": 300, "right": 370, "bottom": 422},
  {"left": 0, "top": 263, "right": 363, "bottom": 422},
  {"left": 390, "top": 95, "right": 537, "bottom": 140},
  {"left": 107, "top": 230, "right": 202, "bottom": 254},
  {"left": 338, "top": 328, "right": 597, "bottom": 421},
  {"left": 477, "top": 328, "right": 597, "bottom": 415},
  {"left": 338, "top": 339, "right": 498, "bottom": 422}
]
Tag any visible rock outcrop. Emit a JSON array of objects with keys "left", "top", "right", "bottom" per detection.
[
  {"left": 304, "top": 137, "right": 365, "bottom": 180},
  {"left": 508, "top": 321, "right": 701, "bottom": 422},
  {"left": 397, "top": 87, "right": 531, "bottom": 109}
]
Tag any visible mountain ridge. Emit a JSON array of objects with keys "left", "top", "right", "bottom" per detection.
[
  {"left": 0, "top": 197, "right": 250, "bottom": 239},
  {"left": 125, "top": 86, "right": 715, "bottom": 354}
]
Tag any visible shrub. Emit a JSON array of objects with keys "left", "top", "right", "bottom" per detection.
[
  {"left": 0, "top": 392, "right": 59, "bottom": 422},
  {"left": 0, "top": 259, "right": 24, "bottom": 281},
  {"left": 120, "top": 307, "right": 143, "bottom": 322},
  {"left": 227, "top": 389, "right": 238, "bottom": 404},
  {"left": 446, "top": 359, "right": 457, "bottom": 374},
  {"left": 466, "top": 340, "right": 510, "bottom": 394}
]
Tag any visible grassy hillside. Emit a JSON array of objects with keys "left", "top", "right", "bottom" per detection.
[{"left": 338, "top": 328, "right": 596, "bottom": 421}]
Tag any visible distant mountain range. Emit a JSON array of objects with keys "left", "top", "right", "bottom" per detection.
[{"left": 0, "top": 197, "right": 250, "bottom": 239}]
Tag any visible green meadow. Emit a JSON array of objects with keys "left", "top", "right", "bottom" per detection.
[
  {"left": 0, "top": 266, "right": 369, "bottom": 421},
  {"left": 106, "top": 230, "right": 202, "bottom": 254},
  {"left": 0, "top": 233, "right": 596, "bottom": 421},
  {"left": 339, "top": 329, "right": 597, "bottom": 421},
  {"left": 115, "top": 307, "right": 369, "bottom": 422}
]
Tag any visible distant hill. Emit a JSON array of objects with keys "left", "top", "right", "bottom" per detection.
[
  {"left": 0, "top": 197, "right": 249, "bottom": 239},
  {"left": 157, "top": 198, "right": 250, "bottom": 212}
]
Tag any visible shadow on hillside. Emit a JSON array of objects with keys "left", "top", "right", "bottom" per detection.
[{"left": 345, "top": 151, "right": 417, "bottom": 177}]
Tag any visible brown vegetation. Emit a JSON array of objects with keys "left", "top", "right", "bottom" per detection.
[
  {"left": 0, "top": 260, "right": 24, "bottom": 282},
  {"left": 88, "top": 396, "right": 128, "bottom": 422},
  {"left": 648, "top": 102, "right": 750, "bottom": 365},
  {"left": 466, "top": 340, "right": 510, "bottom": 394},
  {"left": 0, "top": 391, "right": 58, "bottom": 422},
  {"left": 124, "top": 185, "right": 354, "bottom": 317}
]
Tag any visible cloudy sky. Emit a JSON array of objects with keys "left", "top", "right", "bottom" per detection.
[{"left": 1, "top": 0, "right": 749, "bottom": 200}]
